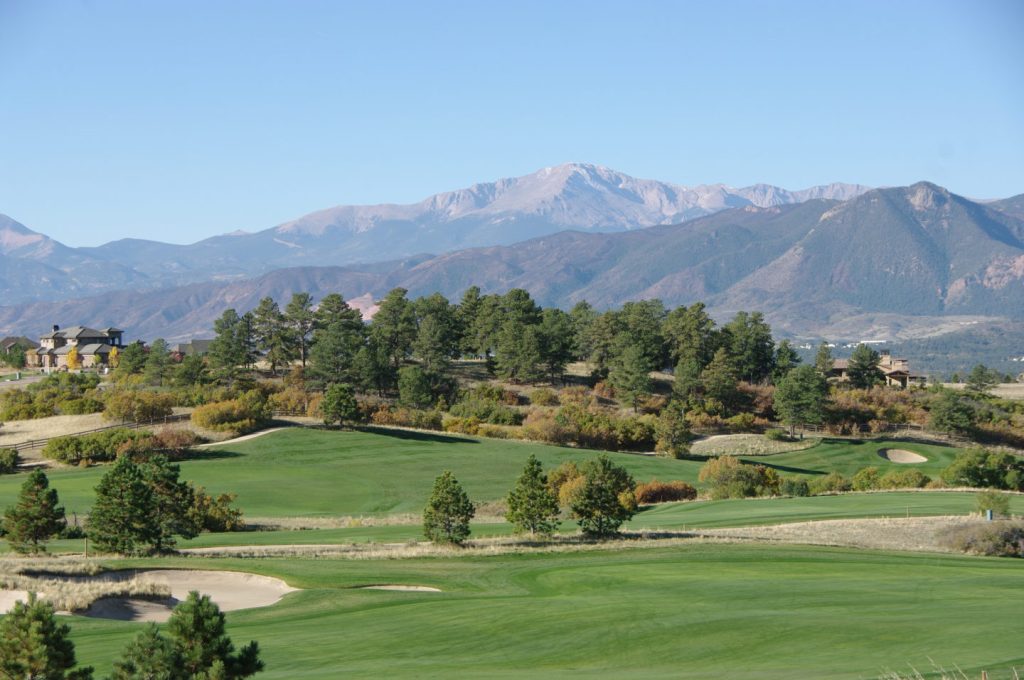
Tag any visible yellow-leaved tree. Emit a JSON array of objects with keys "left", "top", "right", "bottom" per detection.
[
  {"left": 108, "top": 345, "right": 120, "bottom": 369},
  {"left": 66, "top": 346, "right": 80, "bottom": 371}
]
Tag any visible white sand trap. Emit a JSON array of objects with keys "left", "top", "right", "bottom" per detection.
[
  {"left": 359, "top": 585, "right": 442, "bottom": 592},
  {"left": 71, "top": 570, "right": 297, "bottom": 622},
  {"left": 0, "top": 590, "right": 30, "bottom": 612},
  {"left": 877, "top": 448, "right": 927, "bottom": 464}
]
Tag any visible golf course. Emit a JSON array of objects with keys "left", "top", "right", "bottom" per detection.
[{"left": 2, "top": 427, "right": 1023, "bottom": 678}]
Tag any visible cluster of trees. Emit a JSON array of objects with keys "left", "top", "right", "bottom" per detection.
[
  {"left": 2, "top": 460, "right": 241, "bottom": 556},
  {"left": 0, "top": 591, "right": 262, "bottom": 679},
  {"left": 423, "top": 454, "right": 638, "bottom": 544}
]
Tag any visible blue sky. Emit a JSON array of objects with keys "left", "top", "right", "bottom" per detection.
[{"left": 1, "top": 0, "right": 1022, "bottom": 247}]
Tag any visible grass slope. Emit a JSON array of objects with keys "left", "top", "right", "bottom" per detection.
[
  {"left": 0, "top": 428, "right": 965, "bottom": 521},
  {"left": 66, "top": 545, "right": 1024, "bottom": 679}
]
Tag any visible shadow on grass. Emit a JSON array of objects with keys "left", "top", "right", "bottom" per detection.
[
  {"left": 182, "top": 449, "right": 245, "bottom": 461},
  {"left": 360, "top": 426, "right": 479, "bottom": 446}
]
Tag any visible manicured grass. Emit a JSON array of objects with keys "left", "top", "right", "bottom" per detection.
[
  {"left": 0, "top": 428, "right": 966, "bottom": 522},
  {"left": 0, "top": 428, "right": 699, "bottom": 518},
  {"left": 63, "top": 545, "right": 1024, "bottom": 679},
  {"left": 629, "top": 491, "right": 1024, "bottom": 530},
  {"left": 745, "top": 438, "right": 960, "bottom": 479}
]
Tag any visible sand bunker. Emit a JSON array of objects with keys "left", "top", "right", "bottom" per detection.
[
  {"left": 359, "top": 585, "right": 442, "bottom": 592},
  {"left": 0, "top": 590, "right": 30, "bottom": 612},
  {"left": 877, "top": 448, "right": 927, "bottom": 464},
  {"left": 0, "top": 569, "right": 297, "bottom": 622}
]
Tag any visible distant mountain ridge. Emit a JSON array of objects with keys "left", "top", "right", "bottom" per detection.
[
  {"left": 0, "top": 163, "right": 870, "bottom": 304},
  {"left": 2, "top": 182, "right": 1023, "bottom": 347}
]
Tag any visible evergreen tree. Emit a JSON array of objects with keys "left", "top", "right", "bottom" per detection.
[
  {"left": 116, "top": 341, "right": 148, "bottom": 377},
  {"left": 284, "top": 292, "right": 316, "bottom": 368},
  {"left": 505, "top": 455, "right": 560, "bottom": 536},
  {"left": 773, "top": 365, "right": 828, "bottom": 437},
  {"left": 3, "top": 469, "right": 65, "bottom": 554},
  {"left": 352, "top": 337, "right": 393, "bottom": 396},
  {"left": 654, "top": 401, "right": 692, "bottom": 458},
  {"left": 467, "top": 294, "right": 504, "bottom": 361},
  {"left": 965, "top": 364, "right": 999, "bottom": 396},
  {"left": 672, "top": 354, "right": 703, "bottom": 403},
  {"left": 847, "top": 344, "right": 883, "bottom": 389},
  {"left": 88, "top": 456, "right": 158, "bottom": 555},
  {"left": 0, "top": 593, "right": 93, "bottom": 680},
  {"left": 141, "top": 456, "right": 199, "bottom": 553},
  {"left": 454, "top": 286, "right": 483, "bottom": 357},
  {"left": 145, "top": 338, "right": 172, "bottom": 386},
  {"left": 167, "top": 592, "right": 263, "bottom": 679},
  {"left": 251, "top": 297, "right": 291, "bottom": 375},
  {"left": 700, "top": 347, "right": 740, "bottom": 414},
  {"left": 412, "top": 314, "right": 452, "bottom": 374},
  {"left": 584, "top": 312, "right": 623, "bottom": 378},
  {"left": 370, "top": 288, "right": 418, "bottom": 373},
  {"left": 208, "top": 309, "right": 246, "bottom": 382},
  {"left": 322, "top": 383, "right": 359, "bottom": 427},
  {"left": 663, "top": 302, "right": 718, "bottom": 368},
  {"left": 571, "top": 454, "right": 636, "bottom": 538},
  {"left": 174, "top": 353, "right": 209, "bottom": 387},
  {"left": 608, "top": 344, "right": 653, "bottom": 412},
  {"left": 111, "top": 623, "right": 185, "bottom": 680},
  {"left": 495, "top": 323, "right": 544, "bottom": 383},
  {"left": 397, "top": 365, "right": 435, "bottom": 409},
  {"left": 308, "top": 320, "right": 365, "bottom": 388},
  {"left": 617, "top": 299, "right": 667, "bottom": 369},
  {"left": 314, "top": 293, "right": 364, "bottom": 333},
  {"left": 722, "top": 311, "right": 775, "bottom": 383},
  {"left": 814, "top": 341, "right": 835, "bottom": 376},
  {"left": 537, "top": 308, "right": 574, "bottom": 383},
  {"left": 772, "top": 339, "right": 801, "bottom": 383},
  {"left": 422, "top": 471, "right": 475, "bottom": 544},
  {"left": 568, "top": 300, "right": 598, "bottom": 361},
  {"left": 929, "top": 390, "right": 977, "bottom": 434}
]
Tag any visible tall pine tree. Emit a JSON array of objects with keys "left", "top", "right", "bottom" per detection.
[
  {"left": 505, "top": 455, "right": 559, "bottom": 536},
  {"left": 3, "top": 469, "right": 65, "bottom": 554}
]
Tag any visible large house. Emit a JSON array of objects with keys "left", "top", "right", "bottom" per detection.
[
  {"left": 1, "top": 336, "right": 39, "bottom": 358},
  {"left": 29, "top": 325, "right": 125, "bottom": 371},
  {"left": 828, "top": 350, "right": 926, "bottom": 388}
]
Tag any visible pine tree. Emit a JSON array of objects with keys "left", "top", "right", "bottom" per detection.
[
  {"left": 423, "top": 471, "right": 475, "bottom": 544},
  {"left": 145, "top": 338, "right": 172, "bottom": 386},
  {"left": 814, "top": 341, "right": 835, "bottom": 376},
  {"left": 111, "top": 623, "right": 185, "bottom": 680},
  {"left": 571, "top": 454, "right": 636, "bottom": 538},
  {"left": 167, "top": 592, "right": 263, "bottom": 679},
  {"left": 370, "top": 288, "right": 418, "bottom": 373},
  {"left": 3, "top": 469, "right": 66, "bottom": 554},
  {"left": 654, "top": 401, "right": 692, "bottom": 458},
  {"left": 88, "top": 456, "right": 158, "bottom": 555},
  {"left": 773, "top": 365, "right": 829, "bottom": 437},
  {"left": 608, "top": 344, "right": 653, "bottom": 412},
  {"left": 251, "top": 297, "right": 292, "bottom": 375},
  {"left": 772, "top": 340, "right": 801, "bottom": 383},
  {"left": 322, "top": 383, "right": 359, "bottom": 427},
  {"left": 0, "top": 593, "right": 93, "bottom": 679},
  {"left": 284, "top": 292, "right": 316, "bottom": 368},
  {"left": 141, "top": 456, "right": 199, "bottom": 553},
  {"left": 847, "top": 343, "right": 883, "bottom": 389},
  {"left": 505, "top": 455, "right": 559, "bottom": 536},
  {"left": 700, "top": 347, "right": 740, "bottom": 414}
]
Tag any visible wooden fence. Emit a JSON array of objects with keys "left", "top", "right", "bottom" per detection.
[{"left": 10, "top": 413, "right": 191, "bottom": 455}]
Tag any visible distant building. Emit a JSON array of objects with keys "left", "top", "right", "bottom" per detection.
[
  {"left": 1, "top": 336, "right": 39, "bottom": 356},
  {"left": 29, "top": 325, "right": 125, "bottom": 370},
  {"left": 828, "top": 350, "right": 926, "bottom": 388},
  {"left": 170, "top": 339, "right": 213, "bottom": 358}
]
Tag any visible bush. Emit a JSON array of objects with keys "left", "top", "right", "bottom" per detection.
[
  {"left": 634, "top": 479, "right": 697, "bottom": 504},
  {"left": 0, "top": 372, "right": 104, "bottom": 420},
  {"left": 191, "top": 390, "right": 270, "bottom": 434},
  {"left": 941, "top": 447, "right": 1024, "bottom": 491},
  {"left": 0, "top": 448, "right": 19, "bottom": 474},
  {"left": 42, "top": 428, "right": 156, "bottom": 465},
  {"left": 764, "top": 428, "right": 790, "bottom": 442},
  {"left": 725, "top": 412, "right": 757, "bottom": 432},
  {"left": 976, "top": 489, "right": 1011, "bottom": 518},
  {"left": 370, "top": 405, "right": 443, "bottom": 431},
  {"left": 104, "top": 389, "right": 176, "bottom": 423},
  {"left": 779, "top": 478, "right": 810, "bottom": 497},
  {"left": 852, "top": 466, "right": 881, "bottom": 491},
  {"left": 878, "top": 468, "right": 931, "bottom": 489},
  {"left": 698, "top": 456, "right": 780, "bottom": 499},
  {"left": 189, "top": 487, "right": 245, "bottom": 532},
  {"left": 449, "top": 392, "right": 523, "bottom": 425},
  {"left": 809, "top": 472, "right": 852, "bottom": 495},
  {"left": 938, "top": 521, "right": 1024, "bottom": 557},
  {"left": 528, "top": 388, "right": 559, "bottom": 406},
  {"left": 521, "top": 410, "right": 570, "bottom": 444}
]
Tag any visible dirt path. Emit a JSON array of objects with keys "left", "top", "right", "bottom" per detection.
[{"left": 197, "top": 427, "right": 289, "bottom": 448}]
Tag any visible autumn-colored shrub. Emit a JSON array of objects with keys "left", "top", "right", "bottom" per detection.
[
  {"left": 528, "top": 388, "right": 559, "bottom": 406},
  {"left": 42, "top": 428, "right": 155, "bottom": 465},
  {"left": 521, "top": 409, "right": 570, "bottom": 444},
  {"left": 103, "top": 389, "right": 175, "bottom": 423},
  {"left": 634, "top": 479, "right": 697, "bottom": 504},
  {"left": 938, "top": 521, "right": 1024, "bottom": 557},
  {"left": 809, "top": 472, "right": 852, "bottom": 495},
  {"left": 191, "top": 389, "right": 271, "bottom": 434},
  {"left": 370, "top": 405, "right": 443, "bottom": 431},
  {"left": 878, "top": 468, "right": 931, "bottom": 489},
  {"left": 698, "top": 455, "right": 781, "bottom": 499}
]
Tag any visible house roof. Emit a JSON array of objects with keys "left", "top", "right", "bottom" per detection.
[
  {"left": 77, "top": 343, "right": 113, "bottom": 355},
  {"left": 1, "top": 336, "right": 38, "bottom": 350},
  {"left": 40, "top": 326, "right": 122, "bottom": 340}
]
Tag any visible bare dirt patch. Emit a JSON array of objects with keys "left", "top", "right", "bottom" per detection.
[{"left": 877, "top": 448, "right": 927, "bottom": 464}]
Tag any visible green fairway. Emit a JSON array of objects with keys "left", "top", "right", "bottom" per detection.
[
  {"left": 0, "top": 428, "right": 967, "bottom": 523},
  {"left": 62, "top": 545, "right": 1024, "bottom": 679}
]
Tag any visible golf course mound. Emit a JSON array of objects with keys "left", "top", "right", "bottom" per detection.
[
  {"left": 877, "top": 448, "right": 928, "bottom": 464},
  {"left": 359, "top": 584, "right": 442, "bottom": 592}
]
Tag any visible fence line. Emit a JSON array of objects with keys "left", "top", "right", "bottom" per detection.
[{"left": 11, "top": 413, "right": 190, "bottom": 454}]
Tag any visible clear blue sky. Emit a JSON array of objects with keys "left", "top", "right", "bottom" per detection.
[{"left": 1, "top": 0, "right": 1022, "bottom": 247}]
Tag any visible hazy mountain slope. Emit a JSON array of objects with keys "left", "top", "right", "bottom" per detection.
[
  {"left": 989, "top": 193, "right": 1024, "bottom": 221},
  {"left": 0, "top": 215, "right": 148, "bottom": 304}
]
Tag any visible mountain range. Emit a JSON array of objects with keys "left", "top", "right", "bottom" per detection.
[
  {"left": 0, "top": 163, "right": 871, "bottom": 305},
  {"left": 1, "top": 180, "right": 1023, "bottom": 348}
]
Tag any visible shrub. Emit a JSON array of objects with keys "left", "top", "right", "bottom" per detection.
[
  {"left": 809, "top": 472, "right": 852, "bottom": 495},
  {"left": 941, "top": 447, "right": 1024, "bottom": 491},
  {"left": 547, "top": 461, "right": 582, "bottom": 500},
  {"left": 852, "top": 466, "right": 881, "bottom": 491},
  {"left": 938, "top": 521, "right": 1024, "bottom": 557},
  {"left": 521, "top": 410, "right": 570, "bottom": 444},
  {"left": 476, "top": 423, "right": 517, "bottom": 439},
  {"left": 528, "top": 388, "right": 559, "bottom": 406},
  {"left": 104, "top": 389, "right": 176, "bottom": 423},
  {"left": 698, "top": 455, "right": 780, "bottom": 499},
  {"left": 0, "top": 448, "right": 19, "bottom": 474},
  {"left": 42, "top": 429, "right": 156, "bottom": 465},
  {"left": 449, "top": 392, "right": 523, "bottom": 425},
  {"left": 976, "top": 489, "right": 1011, "bottom": 518},
  {"left": 370, "top": 405, "right": 443, "bottom": 431},
  {"left": 189, "top": 487, "right": 245, "bottom": 532},
  {"left": 725, "top": 412, "right": 757, "bottom": 432},
  {"left": 765, "top": 428, "right": 789, "bottom": 442},
  {"left": 191, "top": 390, "right": 270, "bottom": 434},
  {"left": 634, "top": 479, "right": 697, "bottom": 504},
  {"left": 779, "top": 478, "right": 810, "bottom": 497},
  {"left": 878, "top": 468, "right": 931, "bottom": 489},
  {"left": 442, "top": 415, "right": 481, "bottom": 435}
]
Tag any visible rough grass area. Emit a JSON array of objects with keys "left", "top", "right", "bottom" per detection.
[
  {"left": 690, "top": 433, "right": 821, "bottom": 456},
  {"left": 61, "top": 545, "right": 1024, "bottom": 679},
  {"left": 0, "top": 559, "right": 170, "bottom": 611}
]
